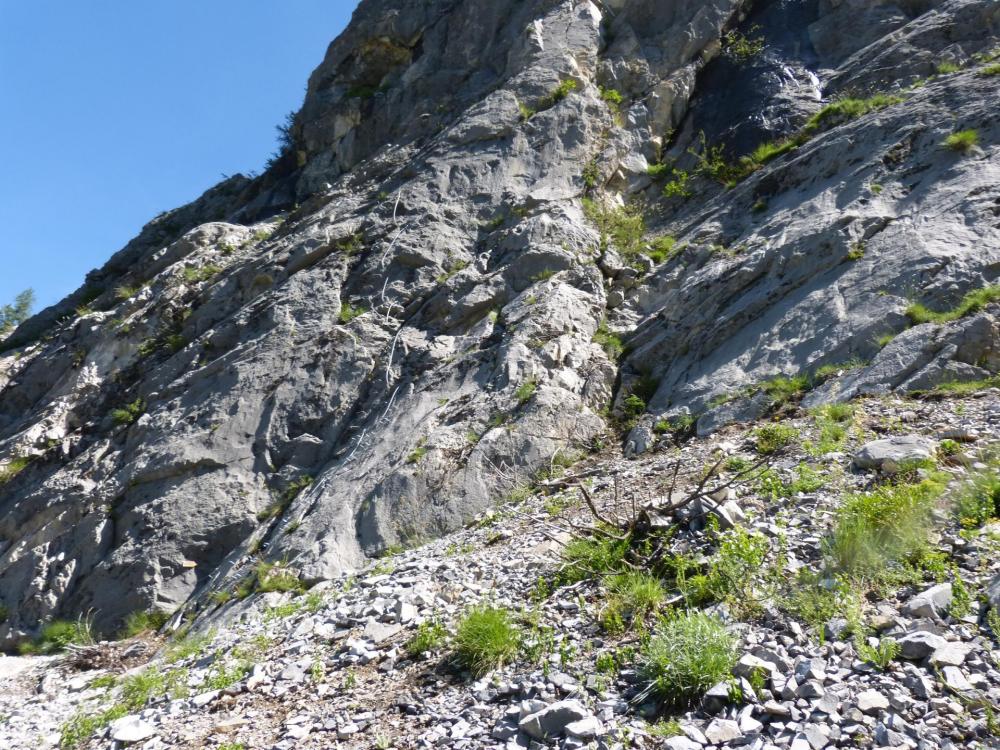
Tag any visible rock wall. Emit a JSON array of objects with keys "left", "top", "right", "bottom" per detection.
[{"left": 0, "top": 0, "right": 997, "bottom": 644}]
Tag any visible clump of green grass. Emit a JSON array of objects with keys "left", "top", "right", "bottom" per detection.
[
  {"left": 931, "top": 375, "right": 1000, "bottom": 394},
  {"left": 165, "top": 629, "right": 215, "bottom": 663},
  {"left": 600, "top": 572, "right": 665, "bottom": 634},
  {"left": 452, "top": 605, "right": 521, "bottom": 676},
  {"left": 203, "top": 660, "right": 251, "bottom": 690},
  {"left": 338, "top": 302, "right": 366, "bottom": 325},
  {"left": 182, "top": 264, "right": 222, "bottom": 284},
  {"left": 857, "top": 637, "right": 901, "bottom": 670},
  {"left": 641, "top": 612, "right": 738, "bottom": 706},
  {"left": 954, "top": 462, "right": 1000, "bottom": 528},
  {"left": 806, "top": 403, "right": 855, "bottom": 456},
  {"left": 942, "top": 129, "right": 979, "bottom": 153},
  {"left": 593, "top": 319, "right": 624, "bottom": 360},
  {"left": 905, "top": 285, "right": 1000, "bottom": 325},
  {"left": 59, "top": 705, "right": 129, "bottom": 750},
  {"left": 648, "top": 236, "right": 681, "bottom": 264},
  {"left": 760, "top": 374, "right": 811, "bottom": 406},
  {"left": 515, "top": 378, "right": 537, "bottom": 405},
  {"left": 120, "top": 609, "right": 170, "bottom": 639},
  {"left": 802, "top": 94, "right": 905, "bottom": 135},
  {"left": 826, "top": 475, "right": 946, "bottom": 582},
  {"left": 599, "top": 87, "right": 623, "bottom": 108},
  {"left": 19, "top": 617, "right": 94, "bottom": 655},
  {"left": 754, "top": 423, "right": 799, "bottom": 454},
  {"left": 252, "top": 562, "right": 305, "bottom": 595},
  {"left": 405, "top": 619, "right": 449, "bottom": 658},
  {"left": 0, "top": 455, "right": 33, "bottom": 486},
  {"left": 111, "top": 397, "right": 145, "bottom": 427},
  {"left": 582, "top": 197, "right": 646, "bottom": 262},
  {"left": 538, "top": 79, "right": 578, "bottom": 110},
  {"left": 980, "top": 64, "right": 1000, "bottom": 76},
  {"left": 559, "top": 534, "right": 631, "bottom": 584},
  {"left": 935, "top": 60, "right": 962, "bottom": 74}
]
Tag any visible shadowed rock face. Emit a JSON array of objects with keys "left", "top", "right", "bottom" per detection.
[{"left": 0, "top": 0, "right": 997, "bottom": 644}]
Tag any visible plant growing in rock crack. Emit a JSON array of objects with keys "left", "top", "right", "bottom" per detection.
[
  {"left": 338, "top": 301, "right": 366, "bottom": 324},
  {"left": 942, "top": 128, "right": 979, "bottom": 153},
  {"left": 258, "top": 475, "right": 313, "bottom": 521},
  {"left": 514, "top": 378, "right": 537, "bottom": 405},
  {"left": 906, "top": 286, "right": 1000, "bottom": 326},
  {"left": 452, "top": 605, "right": 521, "bottom": 676},
  {"left": 111, "top": 397, "right": 145, "bottom": 427}
]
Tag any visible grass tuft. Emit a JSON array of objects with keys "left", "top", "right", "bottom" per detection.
[
  {"left": 453, "top": 605, "right": 521, "bottom": 676},
  {"left": 942, "top": 129, "right": 979, "bottom": 153},
  {"left": 641, "top": 612, "right": 738, "bottom": 706},
  {"left": 905, "top": 286, "right": 1000, "bottom": 325}
]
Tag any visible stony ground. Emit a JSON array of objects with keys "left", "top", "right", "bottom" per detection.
[{"left": 2, "top": 390, "right": 1000, "bottom": 750}]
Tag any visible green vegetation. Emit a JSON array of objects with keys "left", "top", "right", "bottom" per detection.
[
  {"left": 0, "top": 455, "right": 33, "bottom": 486},
  {"left": 436, "top": 259, "right": 469, "bottom": 284},
  {"left": 676, "top": 526, "right": 772, "bottom": 619},
  {"left": 120, "top": 609, "right": 169, "bottom": 639},
  {"left": 559, "top": 534, "right": 630, "bottom": 584},
  {"left": 59, "top": 705, "right": 129, "bottom": 749},
  {"left": 0, "top": 289, "right": 35, "bottom": 336},
  {"left": 806, "top": 403, "right": 854, "bottom": 456},
  {"left": 257, "top": 475, "right": 313, "bottom": 521},
  {"left": 929, "top": 375, "right": 1000, "bottom": 394},
  {"left": 641, "top": 612, "right": 738, "bottom": 706},
  {"left": 515, "top": 378, "right": 537, "bottom": 405},
  {"left": 936, "top": 60, "right": 962, "bottom": 74},
  {"left": 942, "top": 129, "right": 979, "bottom": 153},
  {"left": 905, "top": 285, "right": 1000, "bottom": 325},
  {"left": 599, "top": 87, "right": 623, "bottom": 108},
  {"left": 981, "top": 64, "right": 1000, "bottom": 76},
  {"left": 600, "top": 572, "right": 665, "bottom": 634},
  {"left": 182, "top": 264, "right": 222, "bottom": 284},
  {"left": 19, "top": 618, "right": 94, "bottom": 655},
  {"left": 760, "top": 374, "right": 811, "bottom": 406},
  {"left": 538, "top": 79, "right": 577, "bottom": 110},
  {"left": 856, "top": 637, "right": 900, "bottom": 670},
  {"left": 593, "top": 319, "right": 624, "bottom": 359},
  {"left": 452, "top": 605, "right": 521, "bottom": 676},
  {"left": 165, "top": 629, "right": 214, "bottom": 663},
  {"left": 338, "top": 302, "right": 366, "bottom": 324},
  {"left": 847, "top": 242, "right": 866, "bottom": 261},
  {"left": 723, "top": 25, "right": 765, "bottom": 61},
  {"left": 582, "top": 197, "right": 646, "bottom": 263},
  {"left": 648, "top": 236, "right": 681, "bottom": 264},
  {"left": 661, "top": 168, "right": 692, "bottom": 198},
  {"left": 803, "top": 95, "right": 905, "bottom": 135},
  {"left": 825, "top": 475, "right": 946, "bottom": 583},
  {"left": 406, "top": 439, "right": 428, "bottom": 465},
  {"left": 111, "top": 397, "right": 145, "bottom": 427},
  {"left": 405, "top": 619, "right": 448, "bottom": 658},
  {"left": 337, "top": 233, "right": 365, "bottom": 256},
  {"left": 754, "top": 423, "right": 800, "bottom": 454},
  {"left": 252, "top": 562, "right": 305, "bottom": 595},
  {"left": 954, "top": 460, "right": 1000, "bottom": 528}
]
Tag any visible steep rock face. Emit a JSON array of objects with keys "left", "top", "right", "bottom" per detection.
[{"left": 0, "top": 0, "right": 997, "bottom": 644}]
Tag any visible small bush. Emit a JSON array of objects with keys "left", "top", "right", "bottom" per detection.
[
  {"left": 182, "top": 264, "right": 222, "bottom": 284},
  {"left": 641, "top": 612, "right": 738, "bottom": 706},
  {"left": 253, "top": 562, "right": 305, "bottom": 594},
  {"left": 648, "top": 236, "right": 680, "bottom": 264},
  {"left": 601, "top": 572, "right": 664, "bottom": 633},
  {"left": 593, "top": 320, "right": 624, "bottom": 359},
  {"left": 560, "top": 534, "right": 630, "bottom": 584},
  {"left": 954, "top": 464, "right": 1000, "bottom": 528},
  {"left": 582, "top": 198, "right": 646, "bottom": 262},
  {"left": 111, "top": 397, "right": 145, "bottom": 427},
  {"left": 905, "top": 285, "right": 1000, "bottom": 325},
  {"left": 338, "top": 302, "right": 366, "bottom": 324},
  {"left": 943, "top": 129, "right": 979, "bottom": 153},
  {"left": 826, "top": 476, "right": 945, "bottom": 581},
  {"left": 723, "top": 25, "right": 765, "bottom": 61},
  {"left": 405, "top": 619, "right": 448, "bottom": 658},
  {"left": 538, "top": 79, "right": 577, "bottom": 109},
  {"left": 19, "top": 617, "right": 94, "bottom": 655},
  {"left": 599, "top": 87, "right": 623, "bottom": 108},
  {"left": 803, "top": 95, "right": 904, "bottom": 135},
  {"left": 0, "top": 455, "right": 33, "bottom": 486},
  {"left": 406, "top": 439, "right": 428, "bottom": 465},
  {"left": 515, "top": 378, "right": 537, "bottom": 405},
  {"left": 759, "top": 375, "right": 810, "bottom": 406},
  {"left": 121, "top": 610, "right": 169, "bottom": 639},
  {"left": 661, "top": 168, "right": 692, "bottom": 198},
  {"left": 453, "top": 605, "right": 521, "bottom": 676},
  {"left": 754, "top": 423, "right": 799, "bottom": 454}
]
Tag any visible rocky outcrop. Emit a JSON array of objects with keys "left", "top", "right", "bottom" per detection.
[{"left": 0, "top": 0, "right": 998, "bottom": 644}]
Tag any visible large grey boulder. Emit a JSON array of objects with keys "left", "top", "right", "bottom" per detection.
[
  {"left": 519, "top": 700, "right": 591, "bottom": 740},
  {"left": 853, "top": 436, "right": 938, "bottom": 471}
]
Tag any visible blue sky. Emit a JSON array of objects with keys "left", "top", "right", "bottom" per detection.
[{"left": 0, "top": 1, "right": 358, "bottom": 312}]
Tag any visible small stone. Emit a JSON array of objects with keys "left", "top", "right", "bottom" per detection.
[
  {"left": 857, "top": 690, "right": 889, "bottom": 715},
  {"left": 897, "top": 631, "right": 947, "bottom": 660},
  {"left": 518, "top": 700, "right": 590, "bottom": 740},
  {"left": 704, "top": 718, "right": 742, "bottom": 744},
  {"left": 902, "top": 583, "right": 953, "bottom": 620},
  {"left": 662, "top": 738, "right": 701, "bottom": 750},
  {"left": 929, "top": 641, "right": 972, "bottom": 667},
  {"left": 109, "top": 716, "right": 157, "bottom": 743}
]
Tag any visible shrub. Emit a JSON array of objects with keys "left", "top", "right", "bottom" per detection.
[
  {"left": 0, "top": 455, "right": 33, "bottom": 486},
  {"left": 593, "top": 320, "right": 624, "bottom": 359},
  {"left": 257, "top": 475, "right": 313, "bottom": 521},
  {"left": 723, "top": 25, "right": 765, "bottom": 61},
  {"left": 559, "top": 534, "right": 630, "bottom": 584},
  {"left": 582, "top": 198, "right": 646, "bottom": 262},
  {"left": 0, "top": 289, "right": 35, "bottom": 336},
  {"left": 641, "top": 613, "right": 738, "bottom": 706},
  {"left": 405, "top": 619, "right": 448, "bottom": 658},
  {"left": 760, "top": 375, "right": 811, "bottom": 406},
  {"left": 826, "top": 476, "right": 945, "bottom": 581},
  {"left": 19, "top": 617, "right": 94, "bottom": 655},
  {"left": 121, "top": 610, "right": 169, "bottom": 639},
  {"left": 905, "top": 285, "right": 1000, "bottom": 325},
  {"left": 754, "top": 423, "right": 799, "bottom": 454},
  {"left": 452, "top": 605, "right": 521, "bottom": 676},
  {"left": 600, "top": 572, "right": 665, "bottom": 633},
  {"left": 253, "top": 562, "right": 305, "bottom": 594},
  {"left": 538, "top": 79, "right": 577, "bottom": 109},
  {"left": 662, "top": 168, "right": 692, "bottom": 198},
  {"left": 515, "top": 378, "right": 537, "bottom": 405},
  {"left": 943, "top": 129, "right": 979, "bottom": 153},
  {"left": 599, "top": 87, "right": 623, "bottom": 108},
  {"left": 648, "top": 236, "right": 680, "bottom": 264},
  {"left": 338, "top": 302, "right": 366, "bottom": 324},
  {"left": 111, "top": 398, "right": 145, "bottom": 427},
  {"left": 182, "top": 264, "right": 222, "bottom": 284},
  {"left": 678, "top": 527, "right": 771, "bottom": 618},
  {"left": 954, "top": 463, "right": 1000, "bottom": 528}
]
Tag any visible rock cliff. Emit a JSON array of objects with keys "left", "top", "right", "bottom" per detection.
[{"left": 0, "top": 0, "right": 998, "bottom": 646}]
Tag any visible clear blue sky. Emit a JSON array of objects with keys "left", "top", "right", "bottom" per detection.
[{"left": 0, "top": 1, "right": 358, "bottom": 312}]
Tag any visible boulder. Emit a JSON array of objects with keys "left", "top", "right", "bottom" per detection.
[
  {"left": 902, "top": 584, "right": 953, "bottom": 620},
  {"left": 519, "top": 700, "right": 591, "bottom": 740},
  {"left": 853, "top": 436, "right": 937, "bottom": 472},
  {"left": 109, "top": 716, "right": 157, "bottom": 743}
]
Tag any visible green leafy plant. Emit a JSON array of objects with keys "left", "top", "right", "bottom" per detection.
[
  {"left": 452, "top": 605, "right": 521, "bottom": 676},
  {"left": 723, "top": 25, "right": 765, "bottom": 61},
  {"left": 406, "top": 439, "right": 428, "bottom": 465},
  {"left": 111, "top": 398, "right": 146, "bottom": 427},
  {"left": 338, "top": 301, "right": 366, "bottom": 324},
  {"left": 600, "top": 572, "right": 665, "bottom": 633},
  {"left": 515, "top": 378, "right": 538, "bottom": 405},
  {"left": 943, "top": 129, "right": 979, "bottom": 153},
  {"left": 582, "top": 197, "right": 646, "bottom": 262},
  {"left": 593, "top": 319, "right": 624, "bottom": 359},
  {"left": 856, "top": 637, "right": 900, "bottom": 670},
  {"left": 19, "top": 617, "right": 95, "bottom": 655},
  {"left": 754, "top": 423, "right": 800, "bottom": 454},
  {"left": 0, "top": 455, "right": 33, "bottom": 486},
  {"left": 905, "top": 286, "right": 1000, "bottom": 325},
  {"left": 182, "top": 264, "right": 222, "bottom": 284},
  {"left": 641, "top": 612, "right": 738, "bottom": 706},
  {"left": 405, "top": 619, "right": 448, "bottom": 658}
]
